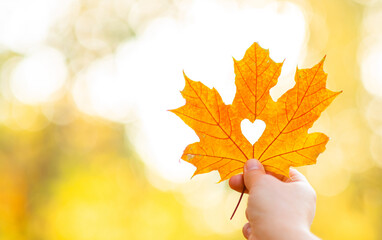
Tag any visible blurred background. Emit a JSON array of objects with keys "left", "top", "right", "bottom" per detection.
[{"left": 0, "top": 0, "right": 381, "bottom": 239}]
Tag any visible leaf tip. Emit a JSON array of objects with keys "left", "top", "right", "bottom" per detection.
[
  {"left": 319, "top": 55, "right": 327, "bottom": 68},
  {"left": 217, "top": 179, "right": 224, "bottom": 184},
  {"left": 183, "top": 70, "right": 193, "bottom": 82},
  {"left": 191, "top": 169, "right": 201, "bottom": 179},
  {"left": 332, "top": 90, "right": 343, "bottom": 98}
]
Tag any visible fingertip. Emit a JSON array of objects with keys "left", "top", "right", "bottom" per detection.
[
  {"left": 229, "top": 174, "right": 245, "bottom": 193},
  {"left": 242, "top": 222, "right": 251, "bottom": 239},
  {"left": 243, "top": 159, "right": 265, "bottom": 190},
  {"left": 244, "top": 159, "right": 263, "bottom": 172},
  {"left": 288, "top": 168, "right": 308, "bottom": 183},
  {"left": 229, "top": 174, "right": 242, "bottom": 187},
  {"left": 229, "top": 174, "right": 239, "bottom": 187}
]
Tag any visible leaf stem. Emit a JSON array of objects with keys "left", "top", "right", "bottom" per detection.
[{"left": 230, "top": 186, "right": 246, "bottom": 220}]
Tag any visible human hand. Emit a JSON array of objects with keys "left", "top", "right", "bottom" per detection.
[{"left": 229, "top": 159, "right": 319, "bottom": 240}]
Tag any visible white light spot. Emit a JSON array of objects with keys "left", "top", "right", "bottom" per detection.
[
  {"left": 360, "top": 42, "right": 382, "bottom": 97},
  {"left": 0, "top": 0, "right": 76, "bottom": 53},
  {"left": 10, "top": 47, "right": 67, "bottom": 104},
  {"left": 72, "top": 56, "right": 136, "bottom": 122}
]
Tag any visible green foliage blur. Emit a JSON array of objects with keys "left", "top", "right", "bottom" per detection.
[{"left": 1, "top": 0, "right": 382, "bottom": 239}]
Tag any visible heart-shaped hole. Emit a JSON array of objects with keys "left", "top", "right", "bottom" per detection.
[{"left": 241, "top": 119, "right": 266, "bottom": 145}]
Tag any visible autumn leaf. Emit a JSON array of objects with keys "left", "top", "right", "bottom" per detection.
[{"left": 171, "top": 42, "right": 341, "bottom": 182}]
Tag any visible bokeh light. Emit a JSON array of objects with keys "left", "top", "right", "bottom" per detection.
[
  {"left": 10, "top": 47, "right": 67, "bottom": 104},
  {"left": 0, "top": 0, "right": 75, "bottom": 53}
]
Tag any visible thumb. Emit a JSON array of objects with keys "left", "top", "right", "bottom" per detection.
[{"left": 243, "top": 159, "right": 266, "bottom": 190}]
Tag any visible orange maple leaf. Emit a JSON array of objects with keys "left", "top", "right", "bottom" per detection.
[{"left": 171, "top": 42, "right": 341, "bottom": 182}]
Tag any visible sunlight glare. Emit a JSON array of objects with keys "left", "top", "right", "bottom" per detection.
[
  {"left": 10, "top": 47, "right": 67, "bottom": 104},
  {"left": 115, "top": 0, "right": 308, "bottom": 184},
  {"left": 360, "top": 42, "right": 382, "bottom": 97},
  {"left": 0, "top": 0, "right": 75, "bottom": 52},
  {"left": 72, "top": 56, "right": 136, "bottom": 122}
]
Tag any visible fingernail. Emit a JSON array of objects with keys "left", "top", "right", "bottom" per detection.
[
  {"left": 246, "top": 159, "right": 259, "bottom": 171},
  {"left": 247, "top": 225, "right": 252, "bottom": 235}
]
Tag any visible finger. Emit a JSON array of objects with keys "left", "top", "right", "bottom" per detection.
[
  {"left": 265, "top": 170, "right": 289, "bottom": 182},
  {"left": 287, "top": 168, "right": 309, "bottom": 183},
  {"left": 243, "top": 159, "right": 266, "bottom": 191},
  {"left": 229, "top": 174, "right": 248, "bottom": 193},
  {"left": 242, "top": 222, "right": 251, "bottom": 239}
]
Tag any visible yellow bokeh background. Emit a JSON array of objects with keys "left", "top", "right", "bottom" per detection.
[{"left": 1, "top": 0, "right": 381, "bottom": 239}]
